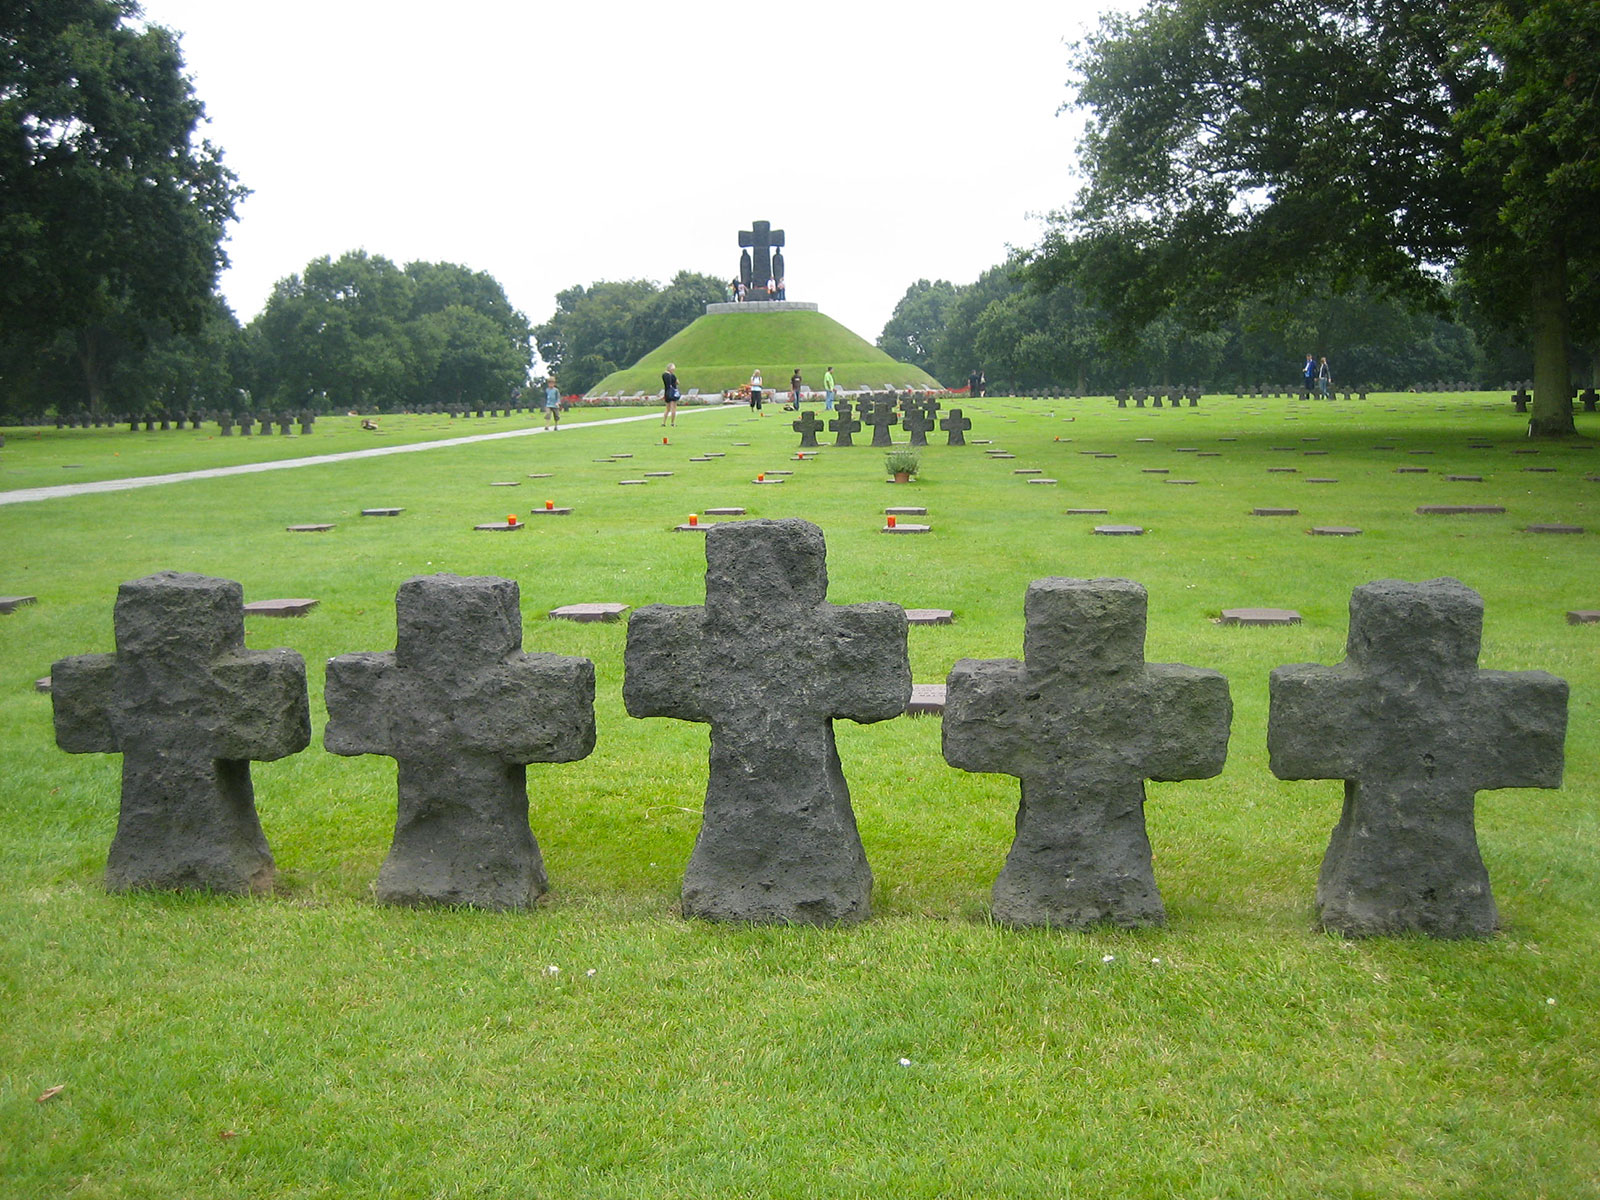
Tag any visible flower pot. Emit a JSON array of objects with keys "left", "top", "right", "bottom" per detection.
[{"left": 892, "top": 471, "right": 911, "bottom": 484}]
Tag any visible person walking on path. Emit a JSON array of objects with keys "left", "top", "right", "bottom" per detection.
[
  {"left": 749, "top": 368, "right": 764, "bottom": 413},
  {"left": 543, "top": 378, "right": 562, "bottom": 429},
  {"left": 1317, "top": 356, "right": 1333, "bottom": 399},
  {"left": 823, "top": 367, "right": 836, "bottom": 410},
  {"left": 1303, "top": 354, "right": 1317, "bottom": 398},
  {"left": 661, "top": 363, "right": 680, "bottom": 426}
]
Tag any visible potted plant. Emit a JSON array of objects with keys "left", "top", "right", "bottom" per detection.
[{"left": 885, "top": 448, "right": 920, "bottom": 483}]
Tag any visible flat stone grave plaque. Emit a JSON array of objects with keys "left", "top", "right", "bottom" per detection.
[
  {"left": 1271, "top": 447, "right": 1296, "bottom": 451},
  {"left": 1014, "top": 468, "right": 1043, "bottom": 475},
  {"left": 1395, "top": 467, "right": 1429, "bottom": 474},
  {"left": 613, "top": 453, "right": 633, "bottom": 459},
  {"left": 1304, "top": 451, "right": 1329, "bottom": 456},
  {"left": 882, "top": 522, "right": 932, "bottom": 534},
  {"left": 1408, "top": 450, "right": 1435, "bottom": 455},
  {"left": 1221, "top": 607, "right": 1301, "bottom": 626},
  {"left": 529, "top": 506, "right": 572, "bottom": 515},
  {"left": 905, "top": 609, "right": 953, "bottom": 625},
  {"left": 1311, "top": 527, "right": 1363, "bottom": 536},
  {"left": 549, "top": 603, "right": 629, "bottom": 623},
  {"left": 1467, "top": 443, "right": 1494, "bottom": 450},
  {"left": 906, "top": 683, "right": 946, "bottom": 716},
  {"left": 1142, "top": 468, "right": 1170, "bottom": 474},
  {"left": 527, "top": 473, "right": 552, "bottom": 479},
  {"left": 1525, "top": 524, "right": 1583, "bottom": 534},
  {"left": 1306, "top": 478, "right": 1339, "bottom": 484},
  {"left": 1567, "top": 610, "right": 1600, "bottom": 625},
  {"left": 675, "top": 523, "right": 716, "bottom": 532},
  {"left": 989, "top": 453, "right": 1017, "bottom": 460},
  {"left": 244, "top": 599, "right": 319, "bottom": 617},
  {"left": 1218, "top": 437, "right": 1238, "bottom": 442},
  {"left": 1166, "top": 479, "right": 1198, "bottom": 485},
  {"left": 1524, "top": 467, "right": 1557, "bottom": 473},
  {"left": 690, "top": 456, "right": 713, "bottom": 462},
  {"left": 1027, "top": 478, "right": 1058, "bottom": 485},
  {"left": 753, "top": 477, "right": 785, "bottom": 485},
  {"left": 885, "top": 506, "right": 927, "bottom": 516},
  {"left": 1268, "top": 467, "right": 1298, "bottom": 474},
  {"left": 1094, "top": 524, "right": 1144, "bottom": 535},
  {"left": 972, "top": 439, "right": 993, "bottom": 444},
  {"left": 362, "top": 508, "right": 404, "bottom": 517},
  {"left": 1511, "top": 449, "right": 1539, "bottom": 455},
  {"left": 1175, "top": 447, "right": 1198, "bottom": 453},
  {"left": 0, "top": 596, "right": 39, "bottom": 614},
  {"left": 619, "top": 479, "right": 647, "bottom": 486},
  {"left": 1417, "top": 505, "right": 1506, "bottom": 515},
  {"left": 1135, "top": 437, "right": 1155, "bottom": 443},
  {"left": 474, "top": 521, "right": 525, "bottom": 532},
  {"left": 1197, "top": 452, "right": 1223, "bottom": 457},
  {"left": 1372, "top": 445, "right": 1395, "bottom": 450},
  {"left": 1066, "top": 508, "right": 1109, "bottom": 515},
  {"left": 35, "top": 677, "right": 51, "bottom": 693},
  {"left": 1254, "top": 507, "right": 1299, "bottom": 516},
  {"left": 768, "top": 470, "right": 793, "bottom": 476},
  {"left": 490, "top": 481, "right": 521, "bottom": 486},
  {"left": 1446, "top": 475, "right": 1483, "bottom": 482},
  {"left": 705, "top": 507, "right": 746, "bottom": 516},
  {"left": 287, "top": 524, "right": 335, "bottom": 533},
  {"left": 645, "top": 472, "right": 674, "bottom": 478}
]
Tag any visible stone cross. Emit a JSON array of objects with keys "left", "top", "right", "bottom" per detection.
[
  {"left": 325, "top": 574, "right": 596, "bottom": 910},
  {"left": 624, "top": 519, "right": 910, "bottom": 924},
  {"left": 829, "top": 401, "right": 860, "bottom": 447},
  {"left": 864, "top": 400, "right": 898, "bottom": 447},
  {"left": 738, "top": 220, "right": 784, "bottom": 291},
  {"left": 1268, "top": 578, "right": 1567, "bottom": 938},
  {"left": 792, "top": 409, "right": 825, "bottom": 448},
  {"left": 51, "top": 572, "right": 310, "bottom": 893},
  {"left": 943, "top": 577, "right": 1232, "bottom": 928},
  {"left": 940, "top": 409, "right": 972, "bottom": 445},
  {"left": 902, "top": 406, "right": 934, "bottom": 446}
]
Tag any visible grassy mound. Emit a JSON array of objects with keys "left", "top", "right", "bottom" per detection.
[{"left": 588, "top": 309, "right": 942, "bottom": 396}]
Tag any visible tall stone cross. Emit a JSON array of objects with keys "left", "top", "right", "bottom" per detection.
[
  {"left": 943, "top": 578, "right": 1232, "bottom": 928},
  {"left": 940, "top": 408, "right": 972, "bottom": 445},
  {"left": 864, "top": 400, "right": 898, "bottom": 447},
  {"left": 738, "top": 220, "right": 784, "bottom": 291},
  {"left": 830, "top": 402, "right": 861, "bottom": 447},
  {"left": 624, "top": 519, "right": 911, "bottom": 924},
  {"left": 792, "top": 409, "right": 825, "bottom": 448},
  {"left": 902, "top": 405, "right": 935, "bottom": 447},
  {"left": 325, "top": 574, "right": 596, "bottom": 910},
  {"left": 1268, "top": 578, "right": 1567, "bottom": 938},
  {"left": 51, "top": 572, "right": 310, "bottom": 894}
]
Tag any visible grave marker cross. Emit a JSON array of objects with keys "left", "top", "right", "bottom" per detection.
[
  {"left": 624, "top": 520, "right": 911, "bottom": 924},
  {"left": 1269, "top": 578, "right": 1567, "bottom": 937},
  {"left": 902, "top": 406, "right": 935, "bottom": 446},
  {"left": 943, "top": 578, "right": 1232, "bottom": 928},
  {"left": 325, "top": 574, "right": 596, "bottom": 910},
  {"left": 792, "top": 409, "right": 826, "bottom": 448},
  {"left": 829, "top": 401, "right": 861, "bottom": 446},
  {"left": 940, "top": 408, "right": 972, "bottom": 445},
  {"left": 738, "top": 220, "right": 785, "bottom": 291},
  {"left": 864, "top": 400, "right": 898, "bottom": 447},
  {"left": 51, "top": 572, "right": 310, "bottom": 893}
]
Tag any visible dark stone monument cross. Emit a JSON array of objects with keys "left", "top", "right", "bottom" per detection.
[
  {"left": 325, "top": 574, "right": 596, "bottom": 910},
  {"left": 793, "top": 409, "right": 825, "bottom": 448},
  {"left": 902, "top": 406, "right": 935, "bottom": 447},
  {"left": 830, "top": 401, "right": 860, "bottom": 447},
  {"left": 624, "top": 519, "right": 911, "bottom": 924},
  {"left": 943, "top": 578, "right": 1232, "bottom": 928},
  {"left": 51, "top": 572, "right": 311, "bottom": 893},
  {"left": 941, "top": 409, "right": 972, "bottom": 445},
  {"left": 864, "top": 400, "right": 898, "bottom": 447},
  {"left": 1269, "top": 578, "right": 1567, "bottom": 938},
  {"left": 738, "top": 220, "right": 785, "bottom": 291}
]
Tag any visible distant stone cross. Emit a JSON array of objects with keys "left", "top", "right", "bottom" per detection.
[
  {"left": 830, "top": 401, "right": 860, "bottom": 446},
  {"left": 51, "top": 572, "right": 310, "bottom": 894},
  {"left": 325, "top": 574, "right": 596, "bottom": 910},
  {"left": 941, "top": 408, "right": 972, "bottom": 445},
  {"left": 1268, "top": 578, "right": 1567, "bottom": 938},
  {"left": 864, "top": 400, "right": 898, "bottom": 447},
  {"left": 738, "top": 219, "right": 785, "bottom": 291},
  {"left": 942, "top": 578, "right": 1232, "bottom": 928},
  {"left": 902, "top": 406, "right": 935, "bottom": 447},
  {"left": 793, "top": 409, "right": 825, "bottom": 448},
  {"left": 624, "top": 519, "right": 910, "bottom": 924}
]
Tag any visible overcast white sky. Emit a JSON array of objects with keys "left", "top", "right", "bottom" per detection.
[{"left": 137, "top": 0, "right": 1113, "bottom": 359}]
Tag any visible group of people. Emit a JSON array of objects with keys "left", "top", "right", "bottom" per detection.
[
  {"left": 730, "top": 277, "right": 786, "bottom": 302},
  {"left": 1303, "top": 354, "right": 1334, "bottom": 398}
]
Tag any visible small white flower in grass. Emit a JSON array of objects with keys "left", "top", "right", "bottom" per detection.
[
  {"left": 1151, "top": 957, "right": 1161, "bottom": 965},
  {"left": 545, "top": 965, "right": 560, "bottom": 976},
  {"left": 1547, "top": 997, "right": 1556, "bottom": 1006},
  {"left": 898, "top": 1058, "right": 912, "bottom": 1067},
  {"left": 586, "top": 969, "right": 597, "bottom": 977},
  {"left": 1102, "top": 954, "right": 1115, "bottom": 963}
]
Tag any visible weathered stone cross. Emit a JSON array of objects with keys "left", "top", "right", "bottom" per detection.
[
  {"left": 325, "top": 574, "right": 596, "bottom": 910},
  {"left": 1269, "top": 578, "right": 1567, "bottom": 937},
  {"left": 829, "top": 401, "right": 860, "bottom": 446},
  {"left": 52, "top": 572, "right": 310, "bottom": 893},
  {"left": 902, "top": 406, "right": 935, "bottom": 447},
  {"left": 943, "top": 578, "right": 1232, "bottom": 928},
  {"left": 864, "top": 400, "right": 898, "bottom": 447},
  {"left": 738, "top": 220, "right": 784, "bottom": 290},
  {"left": 792, "top": 409, "right": 825, "bottom": 448},
  {"left": 940, "top": 408, "right": 972, "bottom": 445},
  {"left": 624, "top": 519, "right": 910, "bottom": 924}
]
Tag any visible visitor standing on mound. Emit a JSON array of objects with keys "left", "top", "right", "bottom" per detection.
[
  {"left": 777, "top": 276, "right": 786, "bottom": 300},
  {"left": 543, "top": 378, "right": 561, "bottom": 428},
  {"left": 788, "top": 369, "right": 802, "bottom": 410},
  {"left": 823, "top": 367, "right": 836, "bottom": 410},
  {"left": 662, "top": 363, "right": 680, "bottom": 426},
  {"left": 749, "top": 368, "right": 764, "bottom": 413}
]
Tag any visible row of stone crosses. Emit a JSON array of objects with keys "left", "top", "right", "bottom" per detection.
[
  {"left": 793, "top": 398, "right": 972, "bottom": 448},
  {"left": 51, "top": 519, "right": 1568, "bottom": 941}
]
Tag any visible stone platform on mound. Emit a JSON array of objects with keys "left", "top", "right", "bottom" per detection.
[{"left": 704, "top": 301, "right": 820, "bottom": 315}]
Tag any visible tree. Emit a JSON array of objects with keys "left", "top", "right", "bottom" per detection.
[
  {"left": 1033, "top": 0, "right": 1599, "bottom": 435},
  {"left": 533, "top": 272, "right": 726, "bottom": 394},
  {"left": 877, "top": 279, "right": 959, "bottom": 373},
  {"left": 1, "top": 0, "right": 246, "bottom": 410}
]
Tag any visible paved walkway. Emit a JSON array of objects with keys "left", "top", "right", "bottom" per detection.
[{"left": 0, "top": 408, "right": 721, "bottom": 506}]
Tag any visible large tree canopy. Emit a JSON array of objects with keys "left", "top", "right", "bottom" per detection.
[
  {"left": 1, "top": 0, "right": 246, "bottom": 409},
  {"left": 1032, "top": 0, "right": 1599, "bottom": 435}
]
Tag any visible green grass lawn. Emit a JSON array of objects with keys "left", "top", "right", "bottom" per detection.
[{"left": 2, "top": 393, "right": 1597, "bottom": 1199}]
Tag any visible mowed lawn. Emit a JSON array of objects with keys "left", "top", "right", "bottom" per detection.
[{"left": 1, "top": 394, "right": 1597, "bottom": 1199}]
